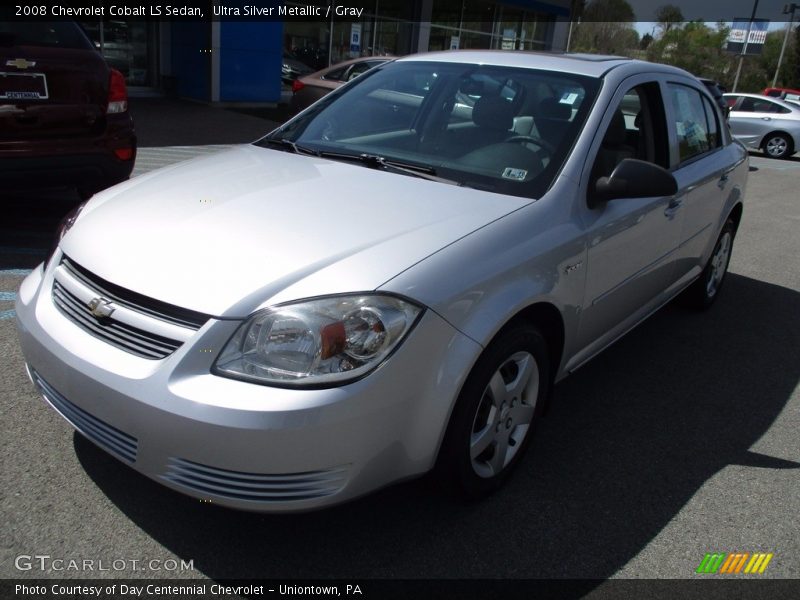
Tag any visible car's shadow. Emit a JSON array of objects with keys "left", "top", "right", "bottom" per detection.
[{"left": 75, "top": 273, "right": 800, "bottom": 583}]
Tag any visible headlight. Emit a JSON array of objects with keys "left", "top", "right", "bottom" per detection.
[{"left": 213, "top": 294, "right": 423, "bottom": 387}]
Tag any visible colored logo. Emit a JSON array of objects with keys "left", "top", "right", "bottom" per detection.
[{"left": 696, "top": 552, "right": 773, "bottom": 574}]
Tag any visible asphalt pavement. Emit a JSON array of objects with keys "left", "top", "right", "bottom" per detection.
[{"left": 1, "top": 101, "right": 799, "bottom": 591}]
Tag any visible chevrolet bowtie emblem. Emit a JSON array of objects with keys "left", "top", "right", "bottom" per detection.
[
  {"left": 6, "top": 58, "right": 36, "bottom": 69},
  {"left": 88, "top": 297, "right": 116, "bottom": 320}
]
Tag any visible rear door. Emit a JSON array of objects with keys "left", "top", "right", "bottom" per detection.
[
  {"left": 0, "top": 22, "right": 109, "bottom": 144},
  {"left": 666, "top": 81, "right": 735, "bottom": 282}
]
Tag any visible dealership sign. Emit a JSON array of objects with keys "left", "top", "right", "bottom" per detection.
[{"left": 727, "top": 18, "right": 770, "bottom": 55}]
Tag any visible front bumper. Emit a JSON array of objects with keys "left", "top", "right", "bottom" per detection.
[{"left": 15, "top": 262, "right": 481, "bottom": 512}]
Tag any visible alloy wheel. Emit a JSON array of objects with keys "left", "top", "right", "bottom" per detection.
[
  {"left": 470, "top": 351, "right": 539, "bottom": 478},
  {"left": 765, "top": 136, "right": 788, "bottom": 158},
  {"left": 706, "top": 231, "right": 732, "bottom": 298}
]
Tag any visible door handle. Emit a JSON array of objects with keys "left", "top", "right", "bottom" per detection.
[
  {"left": 761, "top": 116, "right": 772, "bottom": 121},
  {"left": 664, "top": 197, "right": 682, "bottom": 217}
]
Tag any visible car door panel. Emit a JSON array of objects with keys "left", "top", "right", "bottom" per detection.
[
  {"left": 575, "top": 76, "right": 682, "bottom": 354},
  {"left": 728, "top": 109, "right": 772, "bottom": 148}
]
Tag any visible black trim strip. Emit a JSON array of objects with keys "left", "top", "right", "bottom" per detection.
[{"left": 61, "top": 256, "right": 210, "bottom": 329}]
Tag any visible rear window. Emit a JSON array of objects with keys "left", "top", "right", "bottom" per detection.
[{"left": 0, "top": 22, "right": 94, "bottom": 50}]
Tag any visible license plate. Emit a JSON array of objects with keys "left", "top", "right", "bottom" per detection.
[{"left": 0, "top": 72, "right": 49, "bottom": 100}]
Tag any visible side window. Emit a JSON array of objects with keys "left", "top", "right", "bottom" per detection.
[
  {"left": 346, "top": 61, "right": 377, "bottom": 81},
  {"left": 772, "top": 103, "right": 792, "bottom": 114},
  {"left": 669, "top": 84, "right": 712, "bottom": 163},
  {"left": 323, "top": 66, "right": 348, "bottom": 81},
  {"left": 700, "top": 95, "right": 722, "bottom": 149},
  {"left": 590, "top": 82, "right": 668, "bottom": 183},
  {"left": 726, "top": 95, "right": 741, "bottom": 109},
  {"left": 739, "top": 96, "right": 784, "bottom": 113}
]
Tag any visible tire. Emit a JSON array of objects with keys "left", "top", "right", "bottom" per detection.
[
  {"left": 679, "top": 219, "right": 736, "bottom": 309},
  {"left": 762, "top": 133, "right": 794, "bottom": 159},
  {"left": 436, "top": 323, "right": 550, "bottom": 498}
]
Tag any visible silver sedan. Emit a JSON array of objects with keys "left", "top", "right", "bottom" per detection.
[
  {"left": 16, "top": 52, "right": 748, "bottom": 512},
  {"left": 724, "top": 92, "right": 800, "bottom": 159}
]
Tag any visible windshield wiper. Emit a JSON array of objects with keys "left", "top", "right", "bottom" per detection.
[
  {"left": 257, "top": 137, "right": 319, "bottom": 156},
  {"left": 317, "top": 151, "right": 463, "bottom": 186}
]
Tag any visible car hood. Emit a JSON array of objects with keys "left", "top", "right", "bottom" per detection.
[{"left": 61, "top": 145, "right": 531, "bottom": 317}]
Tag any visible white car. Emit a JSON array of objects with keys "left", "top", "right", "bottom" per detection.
[
  {"left": 16, "top": 52, "right": 748, "bottom": 512},
  {"left": 724, "top": 93, "right": 800, "bottom": 159}
]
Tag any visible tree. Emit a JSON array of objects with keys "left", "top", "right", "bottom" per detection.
[
  {"left": 736, "top": 28, "right": 798, "bottom": 92},
  {"left": 655, "top": 4, "right": 684, "bottom": 36},
  {"left": 571, "top": 0, "right": 639, "bottom": 55},
  {"left": 640, "top": 33, "right": 654, "bottom": 50},
  {"left": 646, "top": 21, "right": 730, "bottom": 83},
  {"left": 794, "top": 24, "right": 800, "bottom": 86}
]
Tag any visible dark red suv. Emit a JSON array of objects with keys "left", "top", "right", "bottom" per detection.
[{"left": 1, "top": 21, "right": 136, "bottom": 198}]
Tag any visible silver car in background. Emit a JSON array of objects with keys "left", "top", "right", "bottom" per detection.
[
  {"left": 16, "top": 52, "right": 747, "bottom": 512},
  {"left": 724, "top": 92, "right": 800, "bottom": 159}
]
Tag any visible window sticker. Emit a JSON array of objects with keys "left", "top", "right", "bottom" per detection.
[
  {"left": 560, "top": 92, "right": 579, "bottom": 105},
  {"left": 502, "top": 167, "right": 528, "bottom": 181}
]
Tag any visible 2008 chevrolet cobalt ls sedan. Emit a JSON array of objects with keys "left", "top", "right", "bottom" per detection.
[{"left": 16, "top": 52, "right": 747, "bottom": 512}]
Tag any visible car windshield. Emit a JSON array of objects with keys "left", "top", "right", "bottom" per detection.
[{"left": 259, "top": 61, "right": 600, "bottom": 199}]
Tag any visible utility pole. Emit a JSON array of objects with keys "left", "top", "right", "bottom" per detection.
[
  {"left": 772, "top": 3, "right": 798, "bottom": 87},
  {"left": 732, "top": 0, "right": 760, "bottom": 93}
]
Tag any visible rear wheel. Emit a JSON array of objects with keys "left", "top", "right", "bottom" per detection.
[
  {"left": 762, "top": 133, "right": 793, "bottom": 159},
  {"left": 679, "top": 219, "right": 736, "bottom": 309},
  {"left": 436, "top": 324, "right": 550, "bottom": 498}
]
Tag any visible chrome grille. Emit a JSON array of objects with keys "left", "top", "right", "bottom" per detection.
[
  {"left": 52, "top": 280, "right": 182, "bottom": 359},
  {"left": 51, "top": 256, "right": 210, "bottom": 360},
  {"left": 61, "top": 257, "right": 209, "bottom": 329},
  {"left": 162, "top": 457, "right": 349, "bottom": 502},
  {"left": 32, "top": 370, "right": 138, "bottom": 464}
]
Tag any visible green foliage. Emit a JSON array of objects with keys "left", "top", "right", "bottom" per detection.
[
  {"left": 645, "top": 21, "right": 730, "bottom": 82},
  {"left": 794, "top": 24, "right": 800, "bottom": 85},
  {"left": 655, "top": 4, "right": 684, "bottom": 35},
  {"left": 571, "top": 0, "right": 638, "bottom": 55},
  {"left": 735, "top": 28, "right": 798, "bottom": 92},
  {"left": 568, "top": 2, "right": 798, "bottom": 92},
  {"left": 582, "top": 0, "right": 634, "bottom": 22}
]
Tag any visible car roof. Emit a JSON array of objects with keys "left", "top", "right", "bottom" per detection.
[{"left": 397, "top": 50, "right": 693, "bottom": 79}]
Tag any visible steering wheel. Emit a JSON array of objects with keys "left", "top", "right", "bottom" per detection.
[{"left": 504, "top": 135, "right": 555, "bottom": 154}]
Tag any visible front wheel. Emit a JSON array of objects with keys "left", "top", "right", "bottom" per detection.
[{"left": 436, "top": 324, "right": 550, "bottom": 498}]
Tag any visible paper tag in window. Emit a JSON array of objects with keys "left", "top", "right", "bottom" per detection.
[{"left": 502, "top": 167, "right": 528, "bottom": 181}]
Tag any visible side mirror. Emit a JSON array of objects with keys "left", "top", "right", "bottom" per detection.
[{"left": 590, "top": 158, "right": 678, "bottom": 208}]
